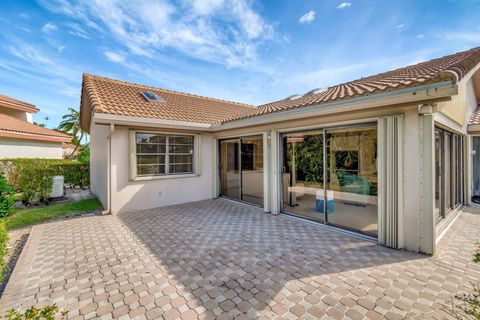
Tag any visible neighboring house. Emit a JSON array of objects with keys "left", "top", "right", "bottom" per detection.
[
  {"left": 62, "top": 142, "right": 77, "bottom": 158},
  {"left": 80, "top": 47, "right": 480, "bottom": 255},
  {"left": 0, "top": 94, "right": 71, "bottom": 159}
]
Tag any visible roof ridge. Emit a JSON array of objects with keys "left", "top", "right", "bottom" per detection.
[
  {"left": 83, "top": 73, "right": 256, "bottom": 108},
  {"left": 0, "top": 93, "right": 39, "bottom": 111},
  {"left": 82, "top": 74, "right": 104, "bottom": 113}
]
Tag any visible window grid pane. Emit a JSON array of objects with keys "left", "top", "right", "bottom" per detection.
[{"left": 136, "top": 132, "right": 194, "bottom": 176}]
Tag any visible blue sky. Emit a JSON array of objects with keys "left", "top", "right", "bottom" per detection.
[{"left": 0, "top": 0, "right": 480, "bottom": 128}]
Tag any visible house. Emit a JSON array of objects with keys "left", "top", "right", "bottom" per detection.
[
  {"left": 0, "top": 94, "right": 71, "bottom": 158},
  {"left": 62, "top": 142, "right": 78, "bottom": 158},
  {"left": 80, "top": 47, "right": 480, "bottom": 255}
]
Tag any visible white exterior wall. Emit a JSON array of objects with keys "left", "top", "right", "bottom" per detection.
[
  {"left": 0, "top": 137, "right": 63, "bottom": 159},
  {"left": 0, "top": 108, "right": 31, "bottom": 122},
  {"left": 89, "top": 123, "right": 109, "bottom": 209},
  {"left": 110, "top": 126, "right": 214, "bottom": 214},
  {"left": 401, "top": 109, "right": 421, "bottom": 252}
]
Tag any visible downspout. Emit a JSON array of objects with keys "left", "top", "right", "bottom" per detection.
[{"left": 102, "top": 123, "right": 115, "bottom": 215}]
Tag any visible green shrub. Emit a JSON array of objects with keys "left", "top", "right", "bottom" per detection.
[
  {"left": 51, "top": 162, "right": 89, "bottom": 188},
  {"left": 0, "top": 220, "right": 8, "bottom": 283},
  {"left": 19, "top": 161, "right": 55, "bottom": 204},
  {"left": 0, "top": 159, "right": 89, "bottom": 204},
  {"left": 3, "top": 304, "right": 67, "bottom": 320},
  {"left": 0, "top": 174, "right": 15, "bottom": 218},
  {"left": 77, "top": 147, "right": 90, "bottom": 164}
]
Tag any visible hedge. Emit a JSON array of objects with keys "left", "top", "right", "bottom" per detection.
[
  {"left": 0, "top": 159, "right": 89, "bottom": 194},
  {"left": 0, "top": 219, "right": 7, "bottom": 283},
  {"left": 0, "top": 174, "right": 15, "bottom": 218}
]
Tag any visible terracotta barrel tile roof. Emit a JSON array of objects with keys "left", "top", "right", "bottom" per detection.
[
  {"left": 469, "top": 105, "right": 480, "bottom": 125},
  {"left": 81, "top": 74, "right": 256, "bottom": 126},
  {"left": 81, "top": 46, "right": 480, "bottom": 128},
  {"left": 0, "top": 113, "right": 71, "bottom": 143},
  {"left": 0, "top": 94, "right": 39, "bottom": 113},
  {"left": 226, "top": 46, "right": 480, "bottom": 122}
]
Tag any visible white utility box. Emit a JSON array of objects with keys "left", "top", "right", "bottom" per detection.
[{"left": 50, "top": 175, "right": 65, "bottom": 198}]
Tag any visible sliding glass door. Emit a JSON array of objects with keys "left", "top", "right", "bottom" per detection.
[
  {"left": 282, "top": 124, "right": 378, "bottom": 237},
  {"left": 473, "top": 137, "right": 480, "bottom": 199},
  {"left": 220, "top": 136, "right": 264, "bottom": 206},
  {"left": 434, "top": 127, "right": 464, "bottom": 224},
  {"left": 282, "top": 131, "right": 325, "bottom": 223},
  {"left": 325, "top": 126, "right": 378, "bottom": 236},
  {"left": 220, "top": 140, "right": 241, "bottom": 200}
]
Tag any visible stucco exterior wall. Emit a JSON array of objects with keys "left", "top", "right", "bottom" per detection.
[
  {"left": 0, "top": 108, "right": 31, "bottom": 122},
  {"left": 0, "top": 137, "right": 63, "bottom": 159},
  {"left": 89, "top": 123, "right": 109, "bottom": 209},
  {"left": 436, "top": 77, "right": 478, "bottom": 132},
  {"left": 110, "top": 126, "right": 215, "bottom": 214}
]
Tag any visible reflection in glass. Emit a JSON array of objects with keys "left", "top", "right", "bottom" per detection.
[
  {"left": 325, "top": 126, "right": 378, "bottom": 237},
  {"left": 282, "top": 132, "right": 325, "bottom": 223},
  {"left": 473, "top": 137, "right": 480, "bottom": 197},
  {"left": 445, "top": 133, "right": 452, "bottom": 212},
  {"left": 241, "top": 136, "right": 264, "bottom": 206},
  {"left": 435, "top": 128, "right": 464, "bottom": 223},
  {"left": 220, "top": 140, "right": 240, "bottom": 200}
]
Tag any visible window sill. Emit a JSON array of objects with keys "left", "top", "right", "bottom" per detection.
[{"left": 131, "top": 173, "right": 200, "bottom": 181}]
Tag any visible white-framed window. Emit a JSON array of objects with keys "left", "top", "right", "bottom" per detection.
[{"left": 131, "top": 131, "right": 198, "bottom": 179}]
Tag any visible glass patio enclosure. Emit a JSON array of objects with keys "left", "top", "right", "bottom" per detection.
[
  {"left": 219, "top": 136, "right": 264, "bottom": 206},
  {"left": 281, "top": 124, "right": 378, "bottom": 237}
]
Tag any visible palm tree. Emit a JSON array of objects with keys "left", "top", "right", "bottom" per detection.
[{"left": 57, "top": 107, "right": 87, "bottom": 159}]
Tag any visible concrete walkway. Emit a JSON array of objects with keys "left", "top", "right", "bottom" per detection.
[{"left": 1, "top": 199, "right": 479, "bottom": 319}]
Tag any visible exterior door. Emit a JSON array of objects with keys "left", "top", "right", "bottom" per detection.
[
  {"left": 220, "top": 140, "right": 241, "bottom": 200},
  {"left": 220, "top": 136, "right": 264, "bottom": 206}
]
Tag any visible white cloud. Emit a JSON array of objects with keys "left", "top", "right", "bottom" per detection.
[
  {"left": 188, "top": 0, "right": 224, "bottom": 15},
  {"left": 299, "top": 10, "right": 316, "bottom": 24},
  {"left": 441, "top": 31, "right": 480, "bottom": 43},
  {"left": 65, "top": 23, "right": 90, "bottom": 39},
  {"left": 42, "top": 22, "right": 58, "bottom": 33},
  {"left": 104, "top": 51, "right": 126, "bottom": 63},
  {"left": 337, "top": 2, "right": 351, "bottom": 9},
  {"left": 416, "top": 34, "right": 425, "bottom": 39},
  {"left": 38, "top": 0, "right": 276, "bottom": 68},
  {"left": 397, "top": 24, "right": 404, "bottom": 28}
]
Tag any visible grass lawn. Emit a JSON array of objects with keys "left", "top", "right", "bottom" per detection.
[{"left": 5, "top": 198, "right": 102, "bottom": 230}]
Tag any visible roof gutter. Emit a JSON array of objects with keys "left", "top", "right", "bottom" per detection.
[
  {"left": 213, "top": 80, "right": 458, "bottom": 131},
  {"left": 468, "top": 124, "right": 480, "bottom": 134}
]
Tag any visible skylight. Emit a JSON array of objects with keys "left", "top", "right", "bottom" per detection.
[
  {"left": 306, "top": 88, "right": 327, "bottom": 95},
  {"left": 287, "top": 94, "right": 302, "bottom": 100},
  {"left": 140, "top": 90, "right": 165, "bottom": 103}
]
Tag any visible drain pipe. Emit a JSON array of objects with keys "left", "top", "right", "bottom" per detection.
[{"left": 102, "top": 123, "right": 115, "bottom": 215}]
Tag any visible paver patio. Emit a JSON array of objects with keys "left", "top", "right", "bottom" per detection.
[{"left": 1, "top": 199, "right": 479, "bottom": 319}]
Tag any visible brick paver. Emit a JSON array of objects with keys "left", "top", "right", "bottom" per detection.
[{"left": 1, "top": 199, "right": 479, "bottom": 319}]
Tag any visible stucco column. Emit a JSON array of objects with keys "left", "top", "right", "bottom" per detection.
[
  {"left": 403, "top": 109, "right": 421, "bottom": 252},
  {"left": 418, "top": 109, "right": 436, "bottom": 255},
  {"left": 263, "top": 132, "right": 271, "bottom": 212},
  {"left": 270, "top": 130, "right": 280, "bottom": 215}
]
